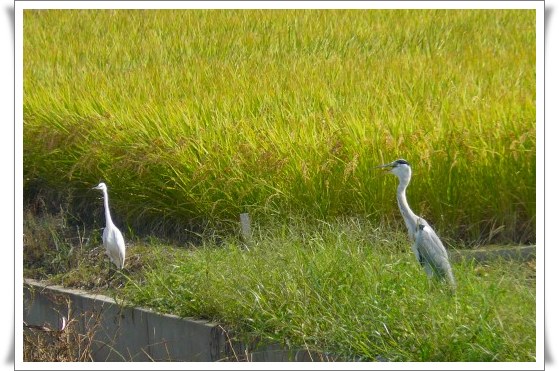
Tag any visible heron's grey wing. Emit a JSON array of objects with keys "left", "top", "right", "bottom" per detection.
[
  {"left": 415, "top": 225, "right": 455, "bottom": 284},
  {"left": 411, "top": 238, "right": 434, "bottom": 277}
]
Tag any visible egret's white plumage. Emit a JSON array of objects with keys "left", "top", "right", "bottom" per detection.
[
  {"left": 93, "top": 182, "right": 125, "bottom": 269},
  {"left": 378, "top": 159, "right": 456, "bottom": 288}
]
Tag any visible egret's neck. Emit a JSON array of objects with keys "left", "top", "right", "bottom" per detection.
[
  {"left": 102, "top": 189, "right": 114, "bottom": 226},
  {"left": 396, "top": 174, "right": 418, "bottom": 239}
]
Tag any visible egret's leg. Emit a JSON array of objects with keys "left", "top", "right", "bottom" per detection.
[{"left": 107, "top": 259, "right": 116, "bottom": 283}]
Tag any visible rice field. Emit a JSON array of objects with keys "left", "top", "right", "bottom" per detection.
[{"left": 23, "top": 9, "right": 536, "bottom": 244}]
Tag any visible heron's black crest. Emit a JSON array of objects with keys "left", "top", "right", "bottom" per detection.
[{"left": 395, "top": 159, "right": 410, "bottom": 166}]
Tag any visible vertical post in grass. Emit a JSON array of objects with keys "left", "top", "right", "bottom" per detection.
[{"left": 240, "top": 213, "right": 252, "bottom": 247}]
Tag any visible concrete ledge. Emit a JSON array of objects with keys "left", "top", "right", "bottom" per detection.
[
  {"left": 23, "top": 279, "right": 230, "bottom": 361},
  {"left": 23, "top": 279, "right": 329, "bottom": 362},
  {"left": 449, "top": 245, "right": 536, "bottom": 263}
]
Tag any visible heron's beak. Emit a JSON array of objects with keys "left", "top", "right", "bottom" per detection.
[{"left": 375, "top": 163, "right": 394, "bottom": 171}]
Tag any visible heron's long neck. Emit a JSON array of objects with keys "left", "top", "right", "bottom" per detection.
[
  {"left": 102, "top": 189, "right": 114, "bottom": 226},
  {"left": 396, "top": 177, "right": 418, "bottom": 240}
]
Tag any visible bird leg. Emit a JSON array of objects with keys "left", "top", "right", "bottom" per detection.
[{"left": 107, "top": 259, "right": 116, "bottom": 285}]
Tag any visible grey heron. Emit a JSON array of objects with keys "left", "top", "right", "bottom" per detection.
[
  {"left": 92, "top": 182, "right": 126, "bottom": 270},
  {"left": 377, "top": 159, "right": 456, "bottom": 288}
]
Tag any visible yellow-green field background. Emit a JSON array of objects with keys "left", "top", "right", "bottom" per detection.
[{"left": 23, "top": 9, "right": 536, "bottom": 243}]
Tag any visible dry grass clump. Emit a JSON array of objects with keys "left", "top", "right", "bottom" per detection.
[{"left": 23, "top": 297, "right": 101, "bottom": 362}]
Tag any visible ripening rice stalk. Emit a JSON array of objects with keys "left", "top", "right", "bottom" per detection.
[{"left": 23, "top": 9, "right": 536, "bottom": 243}]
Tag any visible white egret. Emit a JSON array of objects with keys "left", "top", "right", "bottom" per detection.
[
  {"left": 377, "top": 159, "right": 456, "bottom": 288},
  {"left": 92, "top": 182, "right": 125, "bottom": 270}
]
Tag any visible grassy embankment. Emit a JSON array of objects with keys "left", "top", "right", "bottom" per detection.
[{"left": 23, "top": 9, "right": 536, "bottom": 361}]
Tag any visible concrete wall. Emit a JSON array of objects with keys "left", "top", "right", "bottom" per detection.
[
  {"left": 24, "top": 279, "right": 241, "bottom": 361},
  {"left": 23, "top": 279, "right": 327, "bottom": 362}
]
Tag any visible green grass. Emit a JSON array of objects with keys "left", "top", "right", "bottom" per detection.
[
  {"left": 24, "top": 211, "right": 535, "bottom": 362},
  {"left": 23, "top": 9, "right": 536, "bottom": 244},
  {"left": 123, "top": 221, "right": 535, "bottom": 362}
]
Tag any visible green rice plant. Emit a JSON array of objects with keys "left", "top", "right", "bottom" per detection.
[{"left": 23, "top": 9, "right": 536, "bottom": 243}]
